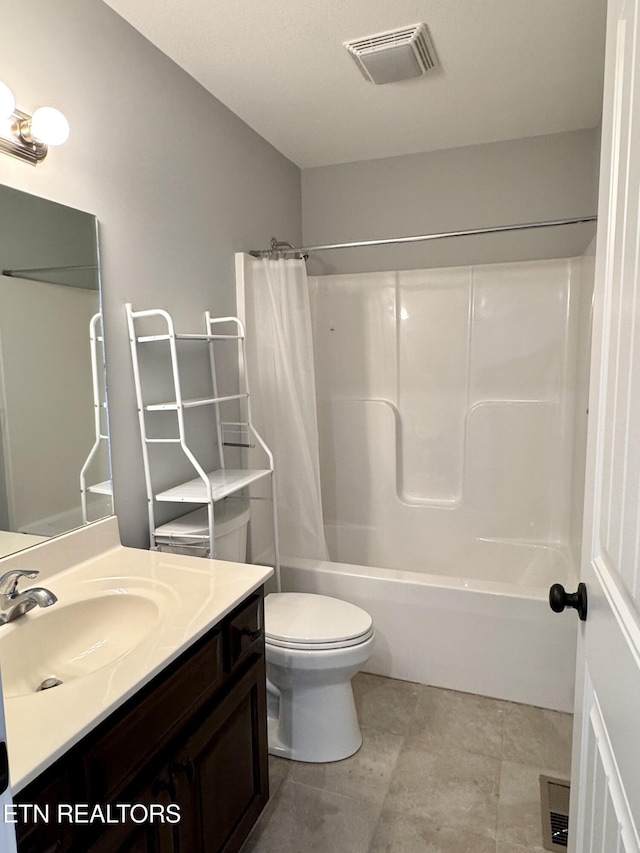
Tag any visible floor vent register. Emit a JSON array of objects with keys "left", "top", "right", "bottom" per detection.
[{"left": 540, "top": 775, "right": 570, "bottom": 851}]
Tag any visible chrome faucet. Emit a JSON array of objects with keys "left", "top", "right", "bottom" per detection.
[{"left": 0, "top": 570, "right": 57, "bottom": 625}]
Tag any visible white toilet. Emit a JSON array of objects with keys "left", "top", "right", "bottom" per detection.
[
  {"left": 155, "top": 506, "right": 373, "bottom": 763},
  {"left": 264, "top": 592, "right": 374, "bottom": 763}
]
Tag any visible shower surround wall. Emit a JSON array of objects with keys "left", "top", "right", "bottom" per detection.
[
  {"left": 238, "top": 250, "right": 593, "bottom": 710},
  {"left": 309, "top": 255, "right": 591, "bottom": 586}
]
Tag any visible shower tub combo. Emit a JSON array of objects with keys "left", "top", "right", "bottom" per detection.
[
  {"left": 282, "top": 550, "right": 577, "bottom": 713},
  {"left": 238, "top": 248, "right": 594, "bottom": 714}
]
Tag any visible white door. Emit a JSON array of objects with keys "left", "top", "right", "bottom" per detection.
[
  {"left": 0, "top": 668, "right": 16, "bottom": 852},
  {"left": 568, "top": 0, "right": 640, "bottom": 850}
]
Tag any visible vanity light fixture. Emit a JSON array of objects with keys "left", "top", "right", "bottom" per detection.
[{"left": 0, "top": 82, "right": 70, "bottom": 165}]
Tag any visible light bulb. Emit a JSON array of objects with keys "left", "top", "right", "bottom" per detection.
[
  {"left": 30, "top": 107, "right": 70, "bottom": 146},
  {"left": 0, "top": 82, "right": 15, "bottom": 121}
]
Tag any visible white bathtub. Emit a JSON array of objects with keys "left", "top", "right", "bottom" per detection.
[{"left": 280, "top": 548, "right": 578, "bottom": 713}]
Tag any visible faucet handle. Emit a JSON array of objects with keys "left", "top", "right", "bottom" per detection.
[{"left": 0, "top": 570, "right": 38, "bottom": 595}]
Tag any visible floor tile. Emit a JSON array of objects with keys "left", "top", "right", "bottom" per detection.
[
  {"left": 241, "top": 780, "right": 380, "bottom": 853},
  {"left": 352, "top": 672, "right": 420, "bottom": 736},
  {"left": 370, "top": 808, "right": 497, "bottom": 852},
  {"left": 268, "top": 754, "right": 289, "bottom": 798},
  {"left": 408, "top": 685, "right": 505, "bottom": 759},
  {"left": 384, "top": 739, "right": 500, "bottom": 838},
  {"left": 245, "top": 676, "right": 573, "bottom": 853},
  {"left": 496, "top": 761, "right": 557, "bottom": 849},
  {"left": 287, "top": 727, "right": 404, "bottom": 805},
  {"left": 502, "top": 702, "right": 573, "bottom": 774}
]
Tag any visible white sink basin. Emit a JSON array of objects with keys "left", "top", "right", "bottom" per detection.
[{"left": 0, "top": 592, "right": 162, "bottom": 697}]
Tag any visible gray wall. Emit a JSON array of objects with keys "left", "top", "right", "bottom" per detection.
[
  {"left": 1, "top": 0, "right": 301, "bottom": 548},
  {"left": 301, "top": 129, "right": 600, "bottom": 275}
]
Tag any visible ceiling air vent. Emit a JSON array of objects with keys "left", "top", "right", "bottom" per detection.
[{"left": 344, "top": 23, "right": 438, "bottom": 85}]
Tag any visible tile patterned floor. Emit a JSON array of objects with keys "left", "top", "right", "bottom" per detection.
[{"left": 241, "top": 673, "right": 573, "bottom": 853}]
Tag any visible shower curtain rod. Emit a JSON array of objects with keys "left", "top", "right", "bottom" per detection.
[
  {"left": 2, "top": 263, "right": 97, "bottom": 276},
  {"left": 249, "top": 216, "right": 598, "bottom": 258}
]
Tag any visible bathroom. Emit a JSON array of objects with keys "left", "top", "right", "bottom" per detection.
[{"left": 1, "top": 0, "right": 639, "bottom": 851}]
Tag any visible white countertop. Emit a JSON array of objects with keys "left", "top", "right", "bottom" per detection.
[
  {"left": 0, "top": 530, "right": 47, "bottom": 559},
  {"left": 0, "top": 517, "right": 272, "bottom": 793}
]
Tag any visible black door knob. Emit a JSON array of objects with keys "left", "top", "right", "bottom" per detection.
[{"left": 549, "top": 582, "right": 587, "bottom": 621}]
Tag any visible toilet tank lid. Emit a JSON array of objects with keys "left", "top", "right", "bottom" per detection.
[{"left": 265, "top": 593, "right": 373, "bottom": 645}]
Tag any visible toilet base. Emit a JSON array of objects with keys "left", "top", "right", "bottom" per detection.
[{"left": 266, "top": 678, "right": 363, "bottom": 763}]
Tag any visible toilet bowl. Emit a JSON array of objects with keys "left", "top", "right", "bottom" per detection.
[{"left": 264, "top": 592, "right": 374, "bottom": 763}]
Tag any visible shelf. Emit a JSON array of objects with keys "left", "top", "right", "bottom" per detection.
[
  {"left": 136, "top": 333, "right": 243, "bottom": 343},
  {"left": 88, "top": 480, "right": 113, "bottom": 495},
  {"left": 146, "top": 393, "right": 248, "bottom": 412},
  {"left": 155, "top": 469, "right": 271, "bottom": 503},
  {"left": 126, "top": 305, "right": 278, "bottom": 576}
]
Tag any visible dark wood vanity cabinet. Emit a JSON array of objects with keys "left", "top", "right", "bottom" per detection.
[{"left": 14, "top": 591, "right": 268, "bottom": 853}]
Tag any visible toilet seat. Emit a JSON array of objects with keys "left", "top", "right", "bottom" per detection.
[
  {"left": 266, "top": 629, "right": 374, "bottom": 651},
  {"left": 265, "top": 592, "right": 374, "bottom": 651}
]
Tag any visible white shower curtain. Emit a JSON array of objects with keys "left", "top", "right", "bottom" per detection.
[{"left": 241, "top": 256, "right": 328, "bottom": 561}]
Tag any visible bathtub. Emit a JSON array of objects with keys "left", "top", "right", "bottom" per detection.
[{"left": 280, "top": 545, "right": 578, "bottom": 713}]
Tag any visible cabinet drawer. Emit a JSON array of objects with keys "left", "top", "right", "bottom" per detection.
[
  {"left": 84, "top": 628, "right": 223, "bottom": 803},
  {"left": 225, "top": 595, "right": 263, "bottom": 673}
]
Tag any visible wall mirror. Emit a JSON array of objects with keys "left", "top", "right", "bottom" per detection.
[{"left": 0, "top": 184, "right": 112, "bottom": 558}]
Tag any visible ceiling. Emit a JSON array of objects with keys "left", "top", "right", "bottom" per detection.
[{"left": 103, "top": 0, "right": 607, "bottom": 168}]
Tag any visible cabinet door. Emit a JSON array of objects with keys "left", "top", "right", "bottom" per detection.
[
  {"left": 15, "top": 766, "right": 77, "bottom": 853},
  {"left": 83, "top": 770, "right": 179, "bottom": 853},
  {"left": 171, "top": 658, "right": 268, "bottom": 853}
]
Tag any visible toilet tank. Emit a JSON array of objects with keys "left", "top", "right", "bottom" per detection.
[{"left": 154, "top": 499, "right": 250, "bottom": 562}]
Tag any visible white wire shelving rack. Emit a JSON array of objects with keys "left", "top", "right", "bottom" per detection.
[
  {"left": 126, "top": 304, "right": 281, "bottom": 587},
  {"left": 80, "top": 312, "right": 113, "bottom": 523}
]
